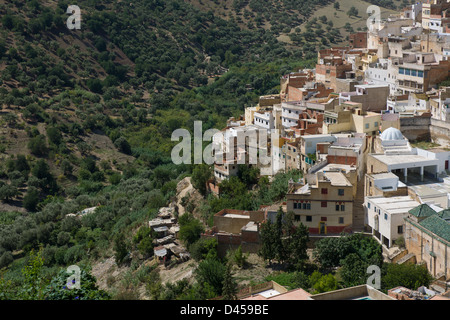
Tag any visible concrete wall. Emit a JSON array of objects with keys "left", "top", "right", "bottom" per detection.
[
  {"left": 431, "top": 118, "right": 450, "bottom": 146},
  {"left": 367, "top": 155, "right": 389, "bottom": 174},
  {"left": 400, "top": 115, "right": 431, "bottom": 142},
  {"left": 259, "top": 95, "right": 281, "bottom": 107},
  {"left": 309, "top": 285, "right": 394, "bottom": 300}
]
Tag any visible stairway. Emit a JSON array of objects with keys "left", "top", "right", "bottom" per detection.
[
  {"left": 396, "top": 253, "right": 416, "bottom": 265},
  {"left": 352, "top": 178, "right": 366, "bottom": 232}
]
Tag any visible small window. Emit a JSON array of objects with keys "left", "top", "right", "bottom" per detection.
[
  {"left": 306, "top": 216, "right": 312, "bottom": 222},
  {"left": 293, "top": 203, "right": 298, "bottom": 209},
  {"left": 374, "top": 206, "right": 377, "bottom": 212},
  {"left": 374, "top": 122, "right": 378, "bottom": 127},
  {"left": 306, "top": 203, "right": 311, "bottom": 210},
  {"left": 338, "top": 189, "right": 344, "bottom": 196},
  {"left": 294, "top": 215, "right": 300, "bottom": 222},
  {"left": 321, "top": 201, "right": 327, "bottom": 208},
  {"left": 365, "top": 123, "right": 369, "bottom": 129},
  {"left": 336, "top": 204, "right": 340, "bottom": 211},
  {"left": 398, "top": 225, "right": 403, "bottom": 234},
  {"left": 384, "top": 213, "right": 388, "bottom": 220},
  {"left": 321, "top": 188, "right": 328, "bottom": 194},
  {"left": 341, "top": 205, "right": 345, "bottom": 211},
  {"left": 339, "top": 217, "right": 344, "bottom": 224},
  {"left": 368, "top": 202, "right": 371, "bottom": 209}
]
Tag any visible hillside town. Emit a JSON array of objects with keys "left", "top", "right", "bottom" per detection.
[{"left": 178, "top": 0, "right": 450, "bottom": 300}]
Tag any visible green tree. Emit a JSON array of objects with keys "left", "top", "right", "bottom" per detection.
[
  {"left": 310, "top": 271, "right": 338, "bottom": 294},
  {"left": 19, "top": 248, "right": 48, "bottom": 300},
  {"left": 339, "top": 253, "right": 368, "bottom": 287},
  {"left": 259, "top": 209, "right": 309, "bottom": 267},
  {"left": 195, "top": 258, "right": 226, "bottom": 296},
  {"left": 258, "top": 218, "right": 277, "bottom": 264},
  {"left": 15, "top": 155, "right": 30, "bottom": 175},
  {"left": 60, "top": 159, "right": 74, "bottom": 176},
  {"left": 114, "top": 136, "right": 132, "bottom": 155},
  {"left": 285, "top": 214, "right": 309, "bottom": 267},
  {"left": 0, "top": 182, "right": 18, "bottom": 202},
  {"left": 46, "top": 126, "right": 62, "bottom": 145},
  {"left": 237, "top": 164, "right": 259, "bottom": 187},
  {"left": 86, "top": 79, "right": 103, "bottom": 93},
  {"left": 381, "top": 263, "right": 433, "bottom": 291},
  {"left": 114, "top": 233, "right": 130, "bottom": 265},
  {"left": 23, "top": 186, "right": 40, "bottom": 212},
  {"left": 230, "top": 245, "right": 248, "bottom": 268},
  {"left": 179, "top": 214, "right": 204, "bottom": 248},
  {"left": 191, "top": 164, "right": 212, "bottom": 196},
  {"left": 222, "top": 263, "right": 238, "bottom": 300},
  {"left": 28, "top": 135, "right": 48, "bottom": 157},
  {"left": 347, "top": 6, "right": 358, "bottom": 17},
  {"left": 313, "top": 234, "right": 353, "bottom": 268},
  {"left": 133, "top": 226, "right": 155, "bottom": 258},
  {"left": 190, "top": 237, "right": 218, "bottom": 261},
  {"left": 32, "top": 159, "right": 57, "bottom": 193}
]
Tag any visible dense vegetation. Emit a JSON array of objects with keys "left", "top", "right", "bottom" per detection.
[{"left": 0, "top": 0, "right": 317, "bottom": 299}]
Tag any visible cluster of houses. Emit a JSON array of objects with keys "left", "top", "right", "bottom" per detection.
[
  {"left": 149, "top": 207, "right": 190, "bottom": 265},
  {"left": 203, "top": 0, "right": 450, "bottom": 289}
]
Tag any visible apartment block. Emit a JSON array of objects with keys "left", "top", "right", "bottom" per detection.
[
  {"left": 396, "top": 55, "right": 450, "bottom": 94},
  {"left": 338, "top": 84, "right": 390, "bottom": 112},
  {"left": 286, "top": 171, "right": 353, "bottom": 235},
  {"left": 322, "top": 102, "right": 382, "bottom": 136},
  {"left": 202, "top": 209, "right": 265, "bottom": 257},
  {"left": 315, "top": 48, "right": 353, "bottom": 91},
  {"left": 364, "top": 195, "right": 421, "bottom": 247},
  {"left": 349, "top": 32, "right": 368, "bottom": 49},
  {"left": 299, "top": 134, "right": 337, "bottom": 171}
]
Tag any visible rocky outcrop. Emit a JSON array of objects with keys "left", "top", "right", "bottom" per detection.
[{"left": 173, "top": 177, "right": 204, "bottom": 217}]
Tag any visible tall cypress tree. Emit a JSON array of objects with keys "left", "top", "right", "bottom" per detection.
[{"left": 222, "top": 263, "right": 238, "bottom": 300}]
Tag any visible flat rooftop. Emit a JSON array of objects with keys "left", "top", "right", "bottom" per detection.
[
  {"left": 406, "top": 174, "right": 450, "bottom": 198},
  {"left": 243, "top": 288, "right": 311, "bottom": 301},
  {"left": 320, "top": 163, "right": 357, "bottom": 174},
  {"left": 366, "top": 196, "right": 420, "bottom": 214},
  {"left": 301, "top": 134, "right": 334, "bottom": 140},
  {"left": 370, "top": 154, "right": 438, "bottom": 167},
  {"left": 370, "top": 172, "right": 399, "bottom": 180},
  {"left": 321, "top": 171, "right": 352, "bottom": 187},
  {"left": 354, "top": 84, "right": 389, "bottom": 89},
  {"left": 224, "top": 213, "right": 250, "bottom": 219}
]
